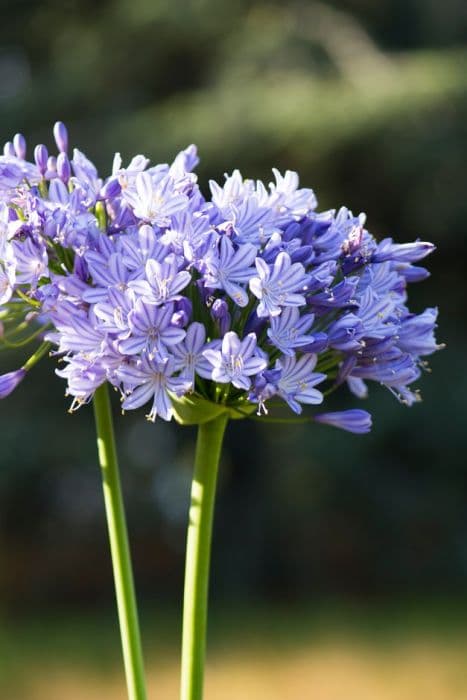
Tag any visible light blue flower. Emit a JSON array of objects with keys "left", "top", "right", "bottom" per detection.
[
  {"left": 205, "top": 236, "right": 257, "bottom": 307},
  {"left": 267, "top": 307, "right": 316, "bottom": 356},
  {"left": 249, "top": 252, "right": 309, "bottom": 317},
  {"left": 203, "top": 332, "right": 267, "bottom": 390},
  {"left": 275, "top": 354, "right": 326, "bottom": 414}
]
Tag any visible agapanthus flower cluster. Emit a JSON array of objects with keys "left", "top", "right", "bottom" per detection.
[{"left": 0, "top": 123, "right": 443, "bottom": 433}]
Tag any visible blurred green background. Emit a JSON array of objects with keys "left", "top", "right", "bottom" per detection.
[{"left": 1, "top": 1, "right": 467, "bottom": 698}]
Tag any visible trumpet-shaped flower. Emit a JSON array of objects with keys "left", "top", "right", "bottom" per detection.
[
  {"left": 203, "top": 332, "right": 267, "bottom": 390},
  {"left": 249, "top": 252, "right": 310, "bottom": 317}
]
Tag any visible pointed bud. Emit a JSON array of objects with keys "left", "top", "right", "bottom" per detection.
[
  {"left": 3, "top": 141, "right": 15, "bottom": 157},
  {"left": 211, "top": 298, "right": 231, "bottom": 334},
  {"left": 46, "top": 156, "right": 57, "bottom": 176},
  {"left": 0, "top": 369, "right": 26, "bottom": 399},
  {"left": 57, "top": 152, "right": 71, "bottom": 183},
  {"left": 53, "top": 121, "right": 68, "bottom": 153},
  {"left": 34, "top": 144, "right": 49, "bottom": 175},
  {"left": 314, "top": 409, "right": 372, "bottom": 434},
  {"left": 13, "top": 133, "right": 26, "bottom": 159}
]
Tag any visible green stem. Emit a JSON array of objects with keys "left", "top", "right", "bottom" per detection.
[
  {"left": 23, "top": 341, "right": 52, "bottom": 371},
  {"left": 93, "top": 384, "right": 147, "bottom": 700},
  {"left": 180, "top": 413, "right": 229, "bottom": 700}
]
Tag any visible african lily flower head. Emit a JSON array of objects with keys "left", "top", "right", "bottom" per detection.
[{"left": 0, "top": 123, "right": 443, "bottom": 432}]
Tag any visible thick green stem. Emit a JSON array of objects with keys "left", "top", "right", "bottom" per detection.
[
  {"left": 180, "top": 413, "right": 229, "bottom": 700},
  {"left": 93, "top": 384, "right": 147, "bottom": 700}
]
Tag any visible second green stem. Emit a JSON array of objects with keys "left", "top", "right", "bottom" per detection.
[{"left": 180, "top": 413, "right": 229, "bottom": 700}]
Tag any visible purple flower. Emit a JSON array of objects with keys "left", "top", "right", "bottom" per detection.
[
  {"left": 172, "top": 297, "right": 193, "bottom": 328},
  {"left": 397, "top": 308, "right": 441, "bottom": 356},
  {"left": 56, "top": 356, "right": 107, "bottom": 408},
  {"left": 210, "top": 298, "right": 231, "bottom": 335},
  {"left": 53, "top": 121, "right": 69, "bottom": 153},
  {"left": 171, "top": 322, "right": 212, "bottom": 386},
  {"left": 309, "top": 278, "right": 359, "bottom": 313},
  {"left": 205, "top": 236, "right": 257, "bottom": 307},
  {"left": 123, "top": 171, "right": 188, "bottom": 226},
  {"left": 372, "top": 238, "right": 435, "bottom": 263},
  {"left": 46, "top": 310, "right": 106, "bottom": 355},
  {"left": 249, "top": 252, "right": 309, "bottom": 317},
  {"left": 0, "top": 124, "right": 441, "bottom": 427},
  {"left": 119, "top": 355, "right": 191, "bottom": 422},
  {"left": 83, "top": 251, "right": 133, "bottom": 303},
  {"left": 0, "top": 368, "right": 26, "bottom": 398},
  {"left": 248, "top": 369, "right": 281, "bottom": 414},
  {"left": 346, "top": 376, "right": 368, "bottom": 399},
  {"left": 268, "top": 168, "right": 317, "bottom": 223},
  {"left": 34, "top": 145, "right": 48, "bottom": 175},
  {"left": 314, "top": 409, "right": 372, "bottom": 434},
  {"left": 11, "top": 238, "right": 48, "bottom": 287},
  {"left": 119, "top": 299, "right": 186, "bottom": 359},
  {"left": 57, "top": 153, "right": 71, "bottom": 183},
  {"left": 267, "top": 307, "right": 316, "bottom": 355},
  {"left": 203, "top": 332, "right": 267, "bottom": 390},
  {"left": 0, "top": 262, "right": 14, "bottom": 304},
  {"left": 351, "top": 346, "right": 421, "bottom": 404},
  {"left": 209, "top": 170, "right": 250, "bottom": 213},
  {"left": 276, "top": 354, "right": 326, "bottom": 414},
  {"left": 328, "top": 314, "right": 363, "bottom": 352},
  {"left": 13, "top": 133, "right": 26, "bottom": 159},
  {"left": 117, "top": 225, "right": 166, "bottom": 272},
  {"left": 3, "top": 141, "right": 15, "bottom": 157},
  {"left": 130, "top": 254, "right": 191, "bottom": 305},
  {"left": 227, "top": 195, "right": 277, "bottom": 243},
  {"left": 355, "top": 287, "right": 395, "bottom": 338}
]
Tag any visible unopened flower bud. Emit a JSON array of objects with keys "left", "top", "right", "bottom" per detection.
[
  {"left": 172, "top": 297, "right": 192, "bottom": 328},
  {"left": 100, "top": 177, "right": 121, "bottom": 199},
  {"left": 47, "top": 155, "right": 57, "bottom": 174},
  {"left": 211, "top": 298, "right": 231, "bottom": 334},
  {"left": 0, "top": 369, "right": 26, "bottom": 399},
  {"left": 3, "top": 141, "right": 15, "bottom": 157},
  {"left": 13, "top": 133, "right": 27, "bottom": 159},
  {"left": 34, "top": 144, "right": 49, "bottom": 175},
  {"left": 53, "top": 121, "right": 69, "bottom": 153},
  {"left": 172, "top": 310, "right": 189, "bottom": 328},
  {"left": 314, "top": 409, "right": 372, "bottom": 434},
  {"left": 57, "top": 152, "right": 71, "bottom": 183}
]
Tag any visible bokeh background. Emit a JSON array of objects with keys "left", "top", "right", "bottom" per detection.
[{"left": 1, "top": 1, "right": 467, "bottom": 698}]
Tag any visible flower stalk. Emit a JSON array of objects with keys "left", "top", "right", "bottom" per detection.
[
  {"left": 180, "top": 413, "right": 229, "bottom": 700},
  {"left": 93, "top": 383, "right": 147, "bottom": 700}
]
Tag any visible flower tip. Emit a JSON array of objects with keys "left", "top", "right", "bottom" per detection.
[
  {"left": 314, "top": 409, "right": 372, "bottom": 434},
  {"left": 53, "top": 121, "right": 69, "bottom": 153},
  {"left": 0, "top": 368, "right": 27, "bottom": 399},
  {"left": 13, "top": 133, "right": 26, "bottom": 159}
]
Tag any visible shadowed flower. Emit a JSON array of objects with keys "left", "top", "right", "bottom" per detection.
[{"left": 275, "top": 354, "right": 326, "bottom": 414}]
